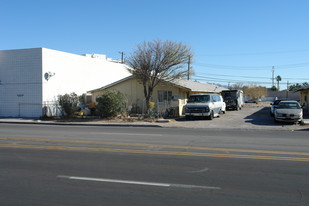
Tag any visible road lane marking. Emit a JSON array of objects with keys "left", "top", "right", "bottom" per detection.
[
  {"left": 188, "top": 168, "right": 209, "bottom": 173},
  {"left": 94, "top": 132, "right": 163, "bottom": 137},
  {"left": 1, "top": 137, "right": 309, "bottom": 156},
  {"left": 57, "top": 175, "right": 221, "bottom": 190},
  {"left": 1, "top": 144, "right": 309, "bottom": 162}
]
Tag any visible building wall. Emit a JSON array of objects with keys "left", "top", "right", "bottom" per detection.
[
  {"left": 300, "top": 90, "right": 309, "bottom": 111},
  {"left": 42, "top": 48, "right": 130, "bottom": 102},
  {"left": 0, "top": 47, "right": 131, "bottom": 118},
  {"left": 0, "top": 48, "right": 43, "bottom": 117},
  {"left": 91, "top": 78, "right": 188, "bottom": 115},
  {"left": 267, "top": 89, "right": 300, "bottom": 101},
  {"left": 91, "top": 78, "right": 146, "bottom": 112}
]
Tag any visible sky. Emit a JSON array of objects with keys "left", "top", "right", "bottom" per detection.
[{"left": 1, "top": 0, "right": 308, "bottom": 89}]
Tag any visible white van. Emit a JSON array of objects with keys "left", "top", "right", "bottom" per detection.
[{"left": 185, "top": 93, "right": 226, "bottom": 120}]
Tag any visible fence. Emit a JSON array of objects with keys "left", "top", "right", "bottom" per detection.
[
  {"left": 42, "top": 102, "right": 63, "bottom": 117},
  {"left": 17, "top": 102, "right": 63, "bottom": 118}
]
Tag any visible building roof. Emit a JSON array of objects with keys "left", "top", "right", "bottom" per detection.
[
  {"left": 169, "top": 78, "right": 226, "bottom": 93},
  {"left": 88, "top": 75, "right": 226, "bottom": 93}
]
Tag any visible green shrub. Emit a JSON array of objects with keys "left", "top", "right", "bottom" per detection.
[
  {"left": 58, "top": 92, "right": 80, "bottom": 117},
  {"left": 96, "top": 91, "right": 127, "bottom": 118}
]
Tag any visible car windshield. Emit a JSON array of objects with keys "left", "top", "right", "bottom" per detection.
[
  {"left": 277, "top": 102, "right": 301, "bottom": 109},
  {"left": 222, "top": 92, "right": 237, "bottom": 99},
  {"left": 187, "top": 95, "right": 210, "bottom": 103},
  {"left": 273, "top": 99, "right": 290, "bottom": 105}
]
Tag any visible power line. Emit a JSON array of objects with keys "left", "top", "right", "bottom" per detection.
[
  {"left": 196, "top": 72, "right": 309, "bottom": 81},
  {"left": 197, "top": 72, "right": 269, "bottom": 79},
  {"left": 193, "top": 75, "right": 271, "bottom": 84},
  {"left": 194, "top": 62, "right": 309, "bottom": 70},
  {"left": 195, "top": 49, "right": 309, "bottom": 57},
  {"left": 192, "top": 75, "right": 301, "bottom": 85},
  {"left": 193, "top": 78, "right": 273, "bottom": 85}
]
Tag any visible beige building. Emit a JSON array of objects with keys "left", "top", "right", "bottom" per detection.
[
  {"left": 88, "top": 76, "right": 226, "bottom": 116},
  {"left": 297, "top": 85, "right": 309, "bottom": 112}
]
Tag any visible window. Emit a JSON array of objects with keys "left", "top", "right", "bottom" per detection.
[
  {"left": 212, "top": 95, "right": 220, "bottom": 102},
  {"left": 278, "top": 102, "right": 300, "bottom": 109},
  {"left": 158, "top": 91, "right": 172, "bottom": 102},
  {"left": 187, "top": 95, "right": 210, "bottom": 103}
]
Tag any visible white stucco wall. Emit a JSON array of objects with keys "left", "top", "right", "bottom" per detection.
[
  {"left": 42, "top": 48, "right": 131, "bottom": 102},
  {"left": 0, "top": 47, "right": 131, "bottom": 117},
  {"left": 0, "top": 48, "right": 43, "bottom": 117}
]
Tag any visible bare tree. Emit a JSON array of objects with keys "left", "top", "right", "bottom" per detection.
[
  {"left": 229, "top": 82, "right": 244, "bottom": 90},
  {"left": 127, "top": 40, "right": 192, "bottom": 112}
]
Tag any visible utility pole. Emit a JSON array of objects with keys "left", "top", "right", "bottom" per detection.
[
  {"left": 187, "top": 55, "right": 191, "bottom": 80},
  {"left": 272, "top": 66, "right": 275, "bottom": 87},
  {"left": 286, "top": 80, "right": 289, "bottom": 98},
  {"left": 119, "top": 51, "right": 124, "bottom": 63}
]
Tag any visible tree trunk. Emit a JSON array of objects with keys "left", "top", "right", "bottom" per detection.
[{"left": 143, "top": 84, "right": 154, "bottom": 114}]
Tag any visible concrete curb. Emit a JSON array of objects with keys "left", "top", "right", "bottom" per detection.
[
  {"left": 0, "top": 120, "right": 163, "bottom": 128},
  {"left": 156, "top": 119, "right": 176, "bottom": 123}
]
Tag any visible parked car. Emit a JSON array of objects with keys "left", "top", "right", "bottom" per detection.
[
  {"left": 185, "top": 93, "right": 225, "bottom": 120},
  {"left": 245, "top": 99, "right": 256, "bottom": 103},
  {"left": 274, "top": 100, "right": 303, "bottom": 123},
  {"left": 270, "top": 98, "right": 291, "bottom": 117},
  {"left": 221, "top": 99, "right": 226, "bottom": 114},
  {"left": 245, "top": 99, "right": 259, "bottom": 104}
]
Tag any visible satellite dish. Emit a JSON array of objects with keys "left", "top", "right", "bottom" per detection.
[{"left": 44, "top": 72, "right": 55, "bottom": 81}]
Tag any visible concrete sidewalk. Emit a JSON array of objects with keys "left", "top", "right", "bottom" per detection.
[
  {"left": 0, "top": 115, "right": 308, "bottom": 129},
  {"left": 0, "top": 117, "right": 164, "bottom": 127}
]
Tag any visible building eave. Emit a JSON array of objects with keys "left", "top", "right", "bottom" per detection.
[{"left": 88, "top": 75, "right": 133, "bottom": 93}]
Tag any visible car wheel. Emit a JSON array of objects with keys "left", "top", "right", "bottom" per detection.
[{"left": 208, "top": 111, "right": 214, "bottom": 120}]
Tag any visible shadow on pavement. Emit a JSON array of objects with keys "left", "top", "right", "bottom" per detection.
[
  {"left": 296, "top": 128, "right": 309, "bottom": 131},
  {"left": 244, "top": 107, "right": 300, "bottom": 127},
  {"left": 175, "top": 116, "right": 209, "bottom": 121}
]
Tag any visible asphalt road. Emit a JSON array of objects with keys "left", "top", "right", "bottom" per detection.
[{"left": 0, "top": 124, "right": 309, "bottom": 206}]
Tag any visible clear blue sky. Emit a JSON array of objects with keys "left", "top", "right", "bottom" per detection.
[{"left": 1, "top": 0, "right": 308, "bottom": 89}]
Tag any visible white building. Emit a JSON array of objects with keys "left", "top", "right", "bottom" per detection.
[{"left": 0, "top": 48, "right": 131, "bottom": 118}]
